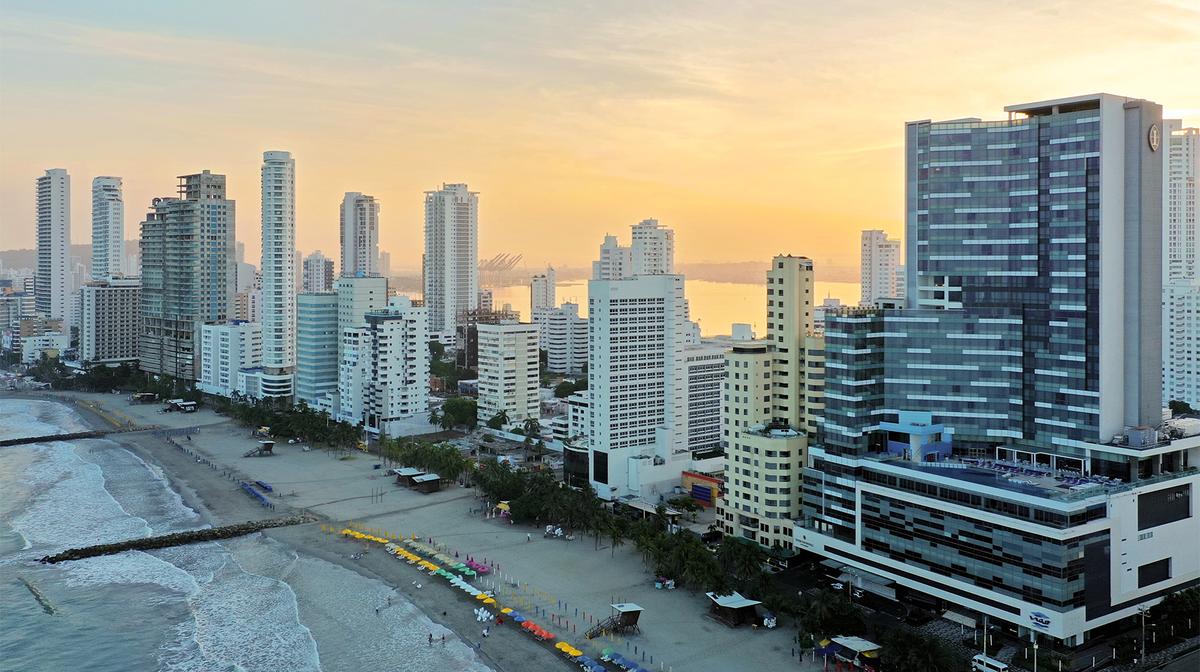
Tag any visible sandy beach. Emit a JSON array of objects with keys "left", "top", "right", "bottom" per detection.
[{"left": 34, "top": 390, "right": 817, "bottom": 672}]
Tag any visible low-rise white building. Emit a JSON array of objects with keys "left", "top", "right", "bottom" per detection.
[
  {"left": 338, "top": 297, "right": 429, "bottom": 436},
  {"left": 80, "top": 278, "right": 140, "bottom": 365},
  {"left": 533, "top": 302, "right": 587, "bottom": 374},
  {"left": 477, "top": 321, "right": 540, "bottom": 425},
  {"left": 21, "top": 331, "right": 69, "bottom": 363},
  {"left": 197, "top": 321, "right": 262, "bottom": 398}
]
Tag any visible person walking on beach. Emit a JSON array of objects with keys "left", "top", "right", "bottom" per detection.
[
  {"left": 526, "top": 533, "right": 532, "bottom": 543},
  {"left": 441, "top": 634, "right": 446, "bottom": 646},
  {"left": 428, "top": 633, "right": 433, "bottom": 646}
]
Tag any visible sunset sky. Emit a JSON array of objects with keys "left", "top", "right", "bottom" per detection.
[{"left": 2, "top": 0, "right": 1198, "bottom": 274}]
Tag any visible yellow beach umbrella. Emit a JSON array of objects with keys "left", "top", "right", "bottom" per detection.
[
  {"left": 475, "top": 593, "right": 488, "bottom": 600},
  {"left": 500, "top": 608, "right": 513, "bottom": 614},
  {"left": 483, "top": 598, "right": 496, "bottom": 605}
]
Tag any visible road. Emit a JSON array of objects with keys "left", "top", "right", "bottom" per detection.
[{"left": 1155, "top": 647, "right": 1199, "bottom": 671}]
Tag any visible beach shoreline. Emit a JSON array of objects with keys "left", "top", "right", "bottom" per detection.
[
  {"left": 8, "top": 391, "right": 569, "bottom": 672},
  {"left": 10, "top": 390, "right": 816, "bottom": 672}
]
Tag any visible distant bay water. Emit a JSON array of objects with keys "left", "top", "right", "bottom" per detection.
[{"left": 487, "top": 279, "right": 860, "bottom": 337}]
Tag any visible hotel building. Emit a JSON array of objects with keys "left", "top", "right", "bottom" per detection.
[{"left": 796, "top": 94, "right": 1197, "bottom": 647}]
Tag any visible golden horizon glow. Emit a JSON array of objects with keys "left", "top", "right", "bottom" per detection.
[{"left": 2, "top": 1, "right": 1198, "bottom": 274}]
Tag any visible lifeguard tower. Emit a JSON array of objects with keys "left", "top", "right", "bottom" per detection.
[
  {"left": 585, "top": 603, "right": 643, "bottom": 638},
  {"left": 244, "top": 440, "right": 275, "bottom": 457}
]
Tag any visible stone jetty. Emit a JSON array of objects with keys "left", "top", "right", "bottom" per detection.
[{"left": 39, "top": 514, "right": 318, "bottom": 564}]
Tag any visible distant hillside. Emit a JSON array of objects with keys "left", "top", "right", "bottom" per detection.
[{"left": 0, "top": 242, "right": 139, "bottom": 272}]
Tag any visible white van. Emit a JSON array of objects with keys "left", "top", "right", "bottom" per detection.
[{"left": 971, "top": 654, "right": 1009, "bottom": 672}]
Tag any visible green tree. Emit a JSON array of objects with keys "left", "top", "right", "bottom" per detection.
[
  {"left": 881, "top": 628, "right": 957, "bottom": 672},
  {"left": 798, "top": 589, "right": 864, "bottom": 638},
  {"left": 441, "top": 397, "right": 478, "bottom": 430},
  {"left": 1168, "top": 399, "right": 1195, "bottom": 416},
  {"left": 716, "top": 537, "right": 766, "bottom": 593},
  {"left": 1156, "top": 586, "right": 1200, "bottom": 636},
  {"left": 428, "top": 340, "right": 446, "bottom": 360},
  {"left": 553, "top": 378, "right": 587, "bottom": 398},
  {"left": 607, "top": 516, "right": 629, "bottom": 557},
  {"left": 486, "top": 410, "right": 509, "bottom": 430}
]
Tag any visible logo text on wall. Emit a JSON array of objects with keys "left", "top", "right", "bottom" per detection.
[{"left": 1029, "top": 611, "right": 1052, "bottom": 631}]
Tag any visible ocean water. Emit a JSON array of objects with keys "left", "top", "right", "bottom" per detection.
[{"left": 0, "top": 398, "right": 492, "bottom": 672}]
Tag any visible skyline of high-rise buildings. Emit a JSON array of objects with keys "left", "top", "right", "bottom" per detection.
[{"left": 8, "top": 87, "right": 1199, "bottom": 664}]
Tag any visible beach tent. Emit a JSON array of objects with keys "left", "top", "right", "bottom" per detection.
[{"left": 830, "top": 636, "right": 882, "bottom": 665}]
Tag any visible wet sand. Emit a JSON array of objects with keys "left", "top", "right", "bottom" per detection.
[{"left": 39, "top": 390, "right": 817, "bottom": 672}]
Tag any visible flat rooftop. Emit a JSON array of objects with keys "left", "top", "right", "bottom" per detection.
[{"left": 860, "top": 453, "right": 1196, "bottom": 503}]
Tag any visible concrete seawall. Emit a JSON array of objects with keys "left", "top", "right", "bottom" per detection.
[{"left": 39, "top": 514, "right": 318, "bottom": 564}]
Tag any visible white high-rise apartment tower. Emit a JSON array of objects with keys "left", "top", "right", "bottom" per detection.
[
  {"left": 423, "top": 183, "right": 478, "bottom": 342},
  {"left": 91, "top": 177, "right": 124, "bottom": 280},
  {"left": 36, "top": 169, "right": 71, "bottom": 324},
  {"left": 477, "top": 322, "right": 541, "bottom": 425},
  {"left": 260, "top": 151, "right": 296, "bottom": 397},
  {"left": 534, "top": 302, "right": 587, "bottom": 374},
  {"left": 1164, "top": 121, "right": 1198, "bottom": 282},
  {"left": 340, "top": 192, "right": 380, "bottom": 277},
  {"left": 859, "top": 229, "right": 902, "bottom": 306},
  {"left": 531, "top": 266, "right": 556, "bottom": 312},
  {"left": 592, "top": 219, "right": 674, "bottom": 282},
  {"left": 630, "top": 218, "right": 674, "bottom": 276},
  {"left": 586, "top": 219, "right": 692, "bottom": 501},
  {"left": 302, "top": 250, "right": 334, "bottom": 293},
  {"left": 1163, "top": 121, "right": 1200, "bottom": 407},
  {"left": 338, "top": 297, "right": 430, "bottom": 436},
  {"left": 592, "top": 235, "right": 632, "bottom": 280}
]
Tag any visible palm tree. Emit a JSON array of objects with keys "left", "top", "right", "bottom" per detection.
[
  {"left": 799, "top": 589, "right": 840, "bottom": 637},
  {"left": 486, "top": 410, "right": 509, "bottom": 430},
  {"left": 607, "top": 518, "right": 628, "bottom": 557},
  {"left": 428, "top": 408, "right": 441, "bottom": 426},
  {"left": 881, "top": 628, "right": 956, "bottom": 672},
  {"left": 522, "top": 417, "right": 541, "bottom": 439}
]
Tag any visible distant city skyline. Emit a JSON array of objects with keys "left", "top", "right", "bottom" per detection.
[{"left": 2, "top": 1, "right": 1197, "bottom": 270}]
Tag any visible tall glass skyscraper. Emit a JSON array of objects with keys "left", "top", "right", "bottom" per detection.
[{"left": 797, "top": 94, "right": 1198, "bottom": 648}]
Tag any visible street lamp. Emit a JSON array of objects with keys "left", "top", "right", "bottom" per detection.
[{"left": 1138, "top": 605, "right": 1150, "bottom": 663}]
